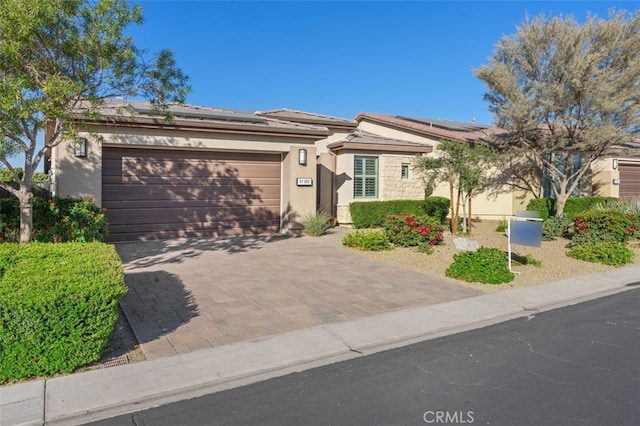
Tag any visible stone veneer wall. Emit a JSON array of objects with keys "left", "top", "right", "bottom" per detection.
[
  {"left": 336, "top": 154, "right": 425, "bottom": 225},
  {"left": 380, "top": 155, "right": 424, "bottom": 200}
]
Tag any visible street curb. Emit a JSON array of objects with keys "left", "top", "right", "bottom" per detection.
[{"left": 1, "top": 264, "right": 638, "bottom": 426}]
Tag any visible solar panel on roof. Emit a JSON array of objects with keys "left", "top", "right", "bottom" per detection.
[
  {"left": 397, "top": 116, "right": 490, "bottom": 132},
  {"left": 130, "top": 104, "right": 268, "bottom": 124}
]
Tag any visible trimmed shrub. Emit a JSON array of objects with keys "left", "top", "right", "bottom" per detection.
[
  {"left": 568, "top": 210, "right": 639, "bottom": 246},
  {"left": 445, "top": 247, "right": 515, "bottom": 284},
  {"left": 342, "top": 229, "right": 392, "bottom": 251},
  {"left": 383, "top": 213, "right": 444, "bottom": 247},
  {"left": 349, "top": 198, "right": 451, "bottom": 229},
  {"left": 527, "top": 196, "right": 617, "bottom": 220},
  {"left": 421, "top": 196, "right": 450, "bottom": 224},
  {"left": 349, "top": 200, "right": 425, "bottom": 229},
  {"left": 0, "top": 196, "right": 107, "bottom": 242},
  {"left": 0, "top": 243, "right": 126, "bottom": 383},
  {"left": 542, "top": 215, "right": 571, "bottom": 241},
  {"left": 301, "top": 210, "right": 332, "bottom": 236},
  {"left": 567, "top": 242, "right": 634, "bottom": 266}
]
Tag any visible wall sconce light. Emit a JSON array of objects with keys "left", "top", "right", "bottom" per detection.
[
  {"left": 298, "top": 148, "right": 307, "bottom": 166},
  {"left": 612, "top": 158, "right": 618, "bottom": 170},
  {"left": 74, "top": 138, "right": 87, "bottom": 157}
]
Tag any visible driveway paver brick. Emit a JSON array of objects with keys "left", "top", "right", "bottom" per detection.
[{"left": 116, "top": 229, "right": 482, "bottom": 360}]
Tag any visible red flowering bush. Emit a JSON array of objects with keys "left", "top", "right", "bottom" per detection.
[
  {"left": 383, "top": 213, "right": 444, "bottom": 247},
  {"left": 568, "top": 210, "right": 639, "bottom": 246}
]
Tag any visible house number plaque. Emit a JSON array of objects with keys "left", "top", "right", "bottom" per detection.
[{"left": 296, "top": 177, "right": 313, "bottom": 186}]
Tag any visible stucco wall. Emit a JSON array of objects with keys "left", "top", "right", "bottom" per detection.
[
  {"left": 51, "top": 131, "right": 103, "bottom": 204},
  {"left": 281, "top": 145, "right": 318, "bottom": 233},
  {"left": 53, "top": 125, "right": 319, "bottom": 234},
  {"left": 315, "top": 131, "right": 352, "bottom": 154},
  {"left": 591, "top": 157, "right": 619, "bottom": 198},
  {"left": 358, "top": 121, "right": 439, "bottom": 144}
]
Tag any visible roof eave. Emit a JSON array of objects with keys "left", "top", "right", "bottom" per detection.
[
  {"left": 356, "top": 113, "right": 475, "bottom": 144},
  {"left": 329, "top": 142, "right": 433, "bottom": 154},
  {"left": 69, "top": 114, "right": 332, "bottom": 139}
]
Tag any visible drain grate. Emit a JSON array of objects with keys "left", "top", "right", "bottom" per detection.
[{"left": 101, "top": 355, "right": 129, "bottom": 369}]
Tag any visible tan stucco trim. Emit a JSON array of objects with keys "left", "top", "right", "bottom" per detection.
[
  {"left": 74, "top": 116, "right": 331, "bottom": 139},
  {"left": 329, "top": 142, "right": 432, "bottom": 154}
]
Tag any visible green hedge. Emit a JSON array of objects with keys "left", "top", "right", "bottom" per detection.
[
  {"left": 0, "top": 196, "right": 107, "bottom": 242},
  {"left": 0, "top": 243, "right": 126, "bottom": 383},
  {"left": 526, "top": 197, "right": 617, "bottom": 220},
  {"left": 349, "top": 197, "right": 450, "bottom": 228}
]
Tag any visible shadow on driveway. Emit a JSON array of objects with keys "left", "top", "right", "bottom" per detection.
[{"left": 116, "top": 234, "right": 290, "bottom": 270}]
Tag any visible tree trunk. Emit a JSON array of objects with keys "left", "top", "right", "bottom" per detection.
[
  {"left": 455, "top": 188, "right": 462, "bottom": 235},
  {"left": 556, "top": 195, "right": 567, "bottom": 217},
  {"left": 468, "top": 197, "right": 472, "bottom": 232},
  {"left": 18, "top": 186, "right": 34, "bottom": 243},
  {"left": 460, "top": 193, "right": 467, "bottom": 234},
  {"left": 448, "top": 172, "right": 456, "bottom": 235}
]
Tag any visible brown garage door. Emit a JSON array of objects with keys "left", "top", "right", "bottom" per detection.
[
  {"left": 102, "top": 147, "right": 281, "bottom": 241},
  {"left": 619, "top": 162, "right": 640, "bottom": 199}
]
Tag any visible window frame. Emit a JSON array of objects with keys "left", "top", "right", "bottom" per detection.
[
  {"left": 401, "top": 164, "right": 409, "bottom": 179},
  {"left": 353, "top": 155, "right": 379, "bottom": 199}
]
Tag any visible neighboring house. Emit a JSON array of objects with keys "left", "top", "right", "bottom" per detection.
[
  {"left": 46, "top": 99, "right": 331, "bottom": 241},
  {"left": 593, "top": 141, "right": 640, "bottom": 200}
]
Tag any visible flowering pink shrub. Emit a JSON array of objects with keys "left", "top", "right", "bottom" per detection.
[{"left": 383, "top": 213, "right": 444, "bottom": 247}]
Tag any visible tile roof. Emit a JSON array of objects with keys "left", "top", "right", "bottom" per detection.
[
  {"left": 356, "top": 113, "right": 506, "bottom": 143},
  {"left": 327, "top": 130, "right": 433, "bottom": 154},
  {"left": 72, "top": 99, "right": 332, "bottom": 137},
  {"left": 256, "top": 108, "right": 357, "bottom": 129}
]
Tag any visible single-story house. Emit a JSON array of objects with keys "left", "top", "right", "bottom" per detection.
[
  {"left": 46, "top": 99, "right": 331, "bottom": 241},
  {"left": 47, "top": 101, "right": 639, "bottom": 240}
]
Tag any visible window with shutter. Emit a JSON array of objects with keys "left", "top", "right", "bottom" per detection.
[{"left": 354, "top": 156, "right": 378, "bottom": 198}]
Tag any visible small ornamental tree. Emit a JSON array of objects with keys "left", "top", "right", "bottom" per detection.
[
  {"left": 474, "top": 10, "right": 640, "bottom": 216},
  {"left": 414, "top": 140, "right": 497, "bottom": 235},
  {"left": 0, "top": 0, "right": 191, "bottom": 242}
]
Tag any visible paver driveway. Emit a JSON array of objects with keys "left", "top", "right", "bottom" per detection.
[{"left": 116, "top": 229, "right": 482, "bottom": 360}]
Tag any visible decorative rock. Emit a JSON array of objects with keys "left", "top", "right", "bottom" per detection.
[{"left": 452, "top": 237, "right": 480, "bottom": 251}]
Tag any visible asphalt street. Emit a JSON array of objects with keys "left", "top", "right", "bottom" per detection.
[{"left": 89, "top": 288, "right": 640, "bottom": 426}]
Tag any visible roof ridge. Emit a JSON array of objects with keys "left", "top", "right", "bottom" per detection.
[{"left": 258, "top": 108, "right": 355, "bottom": 122}]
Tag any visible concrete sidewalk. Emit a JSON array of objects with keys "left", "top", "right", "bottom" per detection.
[{"left": 2, "top": 265, "right": 638, "bottom": 426}]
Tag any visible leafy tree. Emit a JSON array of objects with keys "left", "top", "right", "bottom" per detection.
[
  {"left": 414, "top": 140, "right": 497, "bottom": 235},
  {"left": 412, "top": 155, "right": 441, "bottom": 198},
  {"left": 0, "top": 0, "right": 190, "bottom": 242},
  {"left": 474, "top": 10, "right": 640, "bottom": 216}
]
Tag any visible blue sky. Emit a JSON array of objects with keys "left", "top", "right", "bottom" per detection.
[
  {"left": 132, "top": 0, "right": 635, "bottom": 125},
  {"left": 7, "top": 0, "right": 636, "bottom": 171}
]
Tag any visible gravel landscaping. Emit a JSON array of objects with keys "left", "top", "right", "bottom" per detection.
[{"left": 349, "top": 219, "right": 640, "bottom": 294}]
